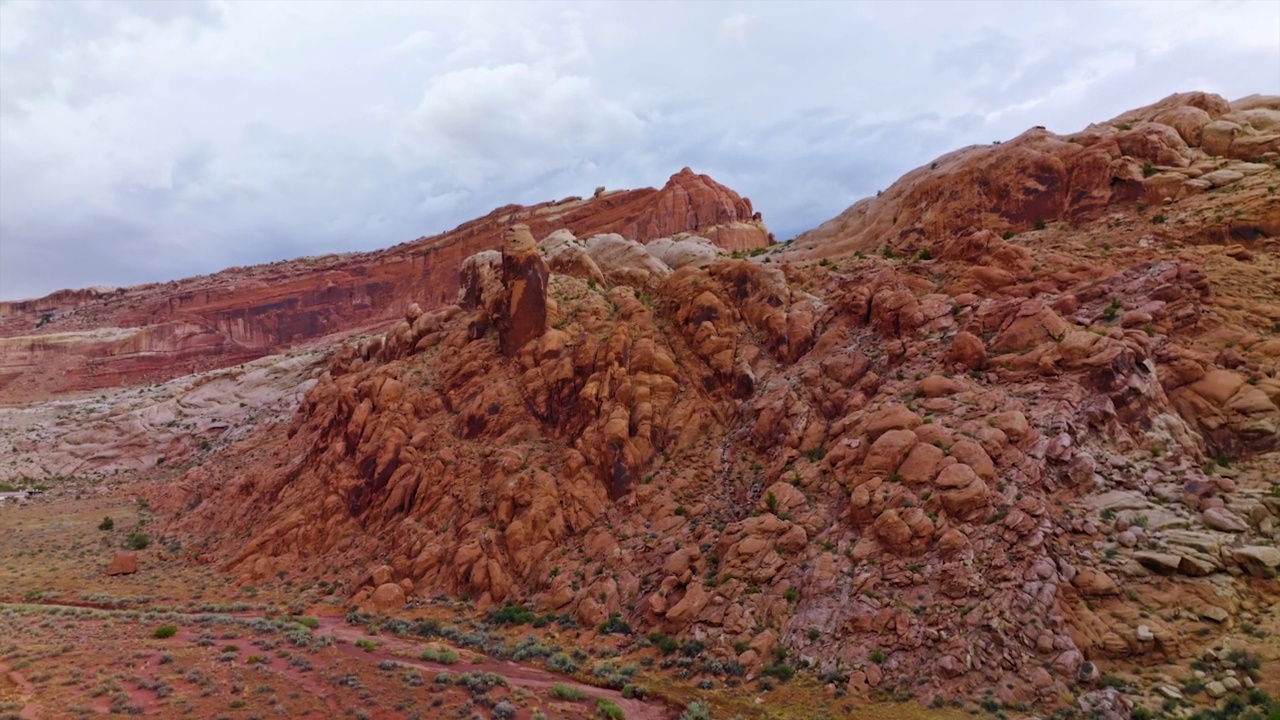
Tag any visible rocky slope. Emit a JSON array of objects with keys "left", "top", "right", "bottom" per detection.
[
  {"left": 0, "top": 168, "right": 769, "bottom": 402},
  {"left": 150, "top": 92, "right": 1280, "bottom": 715},
  {"left": 3, "top": 91, "right": 1277, "bottom": 717}
]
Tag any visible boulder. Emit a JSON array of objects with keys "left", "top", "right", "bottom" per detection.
[
  {"left": 1134, "top": 551, "right": 1182, "bottom": 575},
  {"left": 106, "top": 551, "right": 138, "bottom": 576},
  {"left": 585, "top": 234, "right": 672, "bottom": 290},
  {"left": 1071, "top": 568, "right": 1119, "bottom": 596},
  {"left": 935, "top": 463, "right": 988, "bottom": 517},
  {"left": 864, "top": 404, "right": 922, "bottom": 439},
  {"left": 947, "top": 331, "right": 988, "bottom": 370},
  {"left": 896, "top": 442, "right": 944, "bottom": 484},
  {"left": 1202, "top": 508, "right": 1247, "bottom": 533},
  {"left": 371, "top": 582, "right": 407, "bottom": 610},
  {"left": 646, "top": 235, "right": 720, "bottom": 270},
  {"left": 1230, "top": 546, "right": 1280, "bottom": 578}
]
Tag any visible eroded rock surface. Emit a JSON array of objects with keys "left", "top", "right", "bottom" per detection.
[{"left": 8, "top": 91, "right": 1278, "bottom": 713}]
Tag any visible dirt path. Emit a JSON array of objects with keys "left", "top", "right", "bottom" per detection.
[
  {"left": 2, "top": 603, "right": 680, "bottom": 720},
  {"left": 318, "top": 618, "right": 674, "bottom": 720},
  {"left": 0, "top": 662, "right": 39, "bottom": 720}
]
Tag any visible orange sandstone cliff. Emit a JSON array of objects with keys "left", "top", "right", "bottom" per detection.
[{"left": 0, "top": 168, "right": 769, "bottom": 401}]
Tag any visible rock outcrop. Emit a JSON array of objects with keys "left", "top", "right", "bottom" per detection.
[
  {"left": 789, "top": 92, "right": 1279, "bottom": 258},
  {"left": 496, "top": 225, "right": 551, "bottom": 356},
  {"left": 0, "top": 169, "right": 770, "bottom": 401},
  {"left": 15, "top": 90, "right": 1274, "bottom": 713},
  {"left": 106, "top": 551, "right": 138, "bottom": 576}
]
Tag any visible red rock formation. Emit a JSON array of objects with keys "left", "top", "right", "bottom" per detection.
[
  {"left": 496, "top": 225, "right": 551, "bottom": 356},
  {"left": 106, "top": 551, "right": 138, "bottom": 576},
  {"left": 789, "top": 92, "right": 1279, "bottom": 258},
  {"left": 1, "top": 91, "right": 1269, "bottom": 713},
  {"left": 0, "top": 169, "right": 769, "bottom": 400}
]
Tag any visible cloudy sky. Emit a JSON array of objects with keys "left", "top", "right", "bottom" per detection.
[{"left": 1, "top": 1, "right": 1277, "bottom": 301}]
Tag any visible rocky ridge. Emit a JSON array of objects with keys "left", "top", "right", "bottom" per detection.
[{"left": 0, "top": 168, "right": 768, "bottom": 402}]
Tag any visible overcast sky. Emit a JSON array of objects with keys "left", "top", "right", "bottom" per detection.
[{"left": 1, "top": 1, "right": 1277, "bottom": 301}]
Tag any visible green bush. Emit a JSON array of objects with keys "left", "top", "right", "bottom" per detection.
[
  {"left": 124, "top": 532, "right": 150, "bottom": 550},
  {"left": 489, "top": 603, "right": 535, "bottom": 626},
  {"left": 598, "top": 613, "right": 631, "bottom": 635},
  {"left": 680, "top": 702, "right": 712, "bottom": 720},
  {"left": 550, "top": 683, "right": 587, "bottom": 700},
  {"left": 153, "top": 625, "right": 178, "bottom": 639},
  {"left": 596, "top": 698, "right": 625, "bottom": 719},
  {"left": 647, "top": 632, "right": 679, "bottom": 655},
  {"left": 98, "top": 517, "right": 114, "bottom": 531},
  {"left": 421, "top": 647, "right": 459, "bottom": 664},
  {"left": 761, "top": 662, "right": 795, "bottom": 682}
]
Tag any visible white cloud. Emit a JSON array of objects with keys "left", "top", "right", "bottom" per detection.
[
  {"left": 0, "top": 0, "right": 1276, "bottom": 300},
  {"left": 718, "top": 13, "right": 759, "bottom": 45}
]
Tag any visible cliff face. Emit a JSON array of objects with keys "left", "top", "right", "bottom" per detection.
[{"left": 0, "top": 168, "right": 769, "bottom": 400}]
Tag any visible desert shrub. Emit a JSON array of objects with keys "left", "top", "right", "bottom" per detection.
[
  {"left": 153, "top": 625, "right": 178, "bottom": 639},
  {"left": 679, "top": 639, "right": 706, "bottom": 657},
  {"left": 598, "top": 613, "right": 631, "bottom": 635},
  {"left": 761, "top": 662, "right": 795, "bottom": 682},
  {"left": 1226, "top": 648, "right": 1263, "bottom": 677},
  {"left": 421, "top": 646, "right": 459, "bottom": 664},
  {"left": 647, "top": 632, "right": 679, "bottom": 655},
  {"left": 124, "top": 532, "right": 150, "bottom": 550},
  {"left": 547, "top": 652, "right": 579, "bottom": 674},
  {"left": 98, "top": 517, "right": 114, "bottom": 531},
  {"left": 458, "top": 672, "right": 507, "bottom": 696},
  {"left": 550, "top": 683, "right": 587, "bottom": 700},
  {"left": 680, "top": 702, "right": 712, "bottom": 720},
  {"left": 489, "top": 604, "right": 535, "bottom": 626},
  {"left": 492, "top": 700, "right": 516, "bottom": 719},
  {"left": 596, "top": 698, "right": 625, "bottom": 719}
]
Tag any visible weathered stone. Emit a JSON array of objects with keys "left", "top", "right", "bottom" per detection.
[
  {"left": 497, "top": 224, "right": 551, "bottom": 355},
  {"left": 1230, "top": 546, "right": 1280, "bottom": 578},
  {"left": 1134, "top": 551, "right": 1182, "bottom": 575},
  {"left": 106, "top": 551, "right": 138, "bottom": 576}
]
